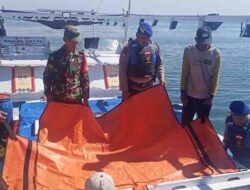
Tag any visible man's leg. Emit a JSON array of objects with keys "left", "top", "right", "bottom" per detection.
[
  {"left": 181, "top": 96, "right": 196, "bottom": 127},
  {"left": 196, "top": 99, "right": 212, "bottom": 123},
  {"left": 0, "top": 176, "right": 7, "bottom": 190}
]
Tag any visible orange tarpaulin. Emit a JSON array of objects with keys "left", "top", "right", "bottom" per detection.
[{"left": 3, "top": 85, "right": 237, "bottom": 190}]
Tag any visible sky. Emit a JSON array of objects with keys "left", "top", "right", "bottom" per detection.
[{"left": 1, "top": 0, "right": 250, "bottom": 15}]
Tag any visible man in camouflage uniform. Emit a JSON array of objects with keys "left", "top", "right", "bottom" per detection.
[{"left": 43, "top": 25, "right": 89, "bottom": 105}]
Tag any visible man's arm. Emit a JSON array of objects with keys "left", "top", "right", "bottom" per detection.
[
  {"left": 0, "top": 111, "right": 16, "bottom": 140},
  {"left": 223, "top": 115, "right": 232, "bottom": 151},
  {"left": 180, "top": 48, "right": 190, "bottom": 105},
  {"left": 43, "top": 54, "right": 54, "bottom": 101},
  {"left": 0, "top": 176, "right": 7, "bottom": 190},
  {"left": 119, "top": 45, "right": 130, "bottom": 99},
  {"left": 180, "top": 48, "right": 190, "bottom": 93},
  {"left": 80, "top": 52, "right": 89, "bottom": 105},
  {"left": 0, "top": 111, "right": 7, "bottom": 123},
  {"left": 223, "top": 124, "right": 229, "bottom": 151},
  {"left": 210, "top": 51, "right": 221, "bottom": 96},
  {"left": 155, "top": 44, "right": 165, "bottom": 85},
  {"left": 81, "top": 73, "right": 89, "bottom": 105}
]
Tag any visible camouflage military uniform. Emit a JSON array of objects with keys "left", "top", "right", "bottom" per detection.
[{"left": 43, "top": 45, "right": 89, "bottom": 104}]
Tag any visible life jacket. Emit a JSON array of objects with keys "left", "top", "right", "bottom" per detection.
[
  {"left": 128, "top": 40, "right": 158, "bottom": 77},
  {"left": 225, "top": 116, "right": 250, "bottom": 152}
]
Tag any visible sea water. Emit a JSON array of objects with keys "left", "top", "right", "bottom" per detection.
[{"left": 3, "top": 19, "right": 250, "bottom": 134}]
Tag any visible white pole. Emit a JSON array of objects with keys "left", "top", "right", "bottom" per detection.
[{"left": 123, "top": 0, "right": 131, "bottom": 44}]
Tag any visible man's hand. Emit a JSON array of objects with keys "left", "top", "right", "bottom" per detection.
[
  {"left": 160, "top": 80, "right": 166, "bottom": 86},
  {"left": 0, "top": 111, "right": 7, "bottom": 123},
  {"left": 122, "top": 91, "right": 131, "bottom": 100},
  {"left": 46, "top": 94, "right": 53, "bottom": 102},
  {"left": 0, "top": 176, "right": 8, "bottom": 190},
  {"left": 83, "top": 99, "right": 89, "bottom": 106},
  {"left": 204, "top": 95, "right": 213, "bottom": 105}
]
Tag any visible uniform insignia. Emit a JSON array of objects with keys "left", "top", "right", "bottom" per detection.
[
  {"left": 144, "top": 47, "right": 151, "bottom": 63},
  {"left": 204, "top": 59, "right": 212, "bottom": 65},
  {"left": 235, "top": 135, "right": 243, "bottom": 145}
]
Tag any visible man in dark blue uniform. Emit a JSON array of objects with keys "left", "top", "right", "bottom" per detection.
[
  {"left": 223, "top": 101, "right": 250, "bottom": 167},
  {"left": 119, "top": 22, "right": 165, "bottom": 100}
]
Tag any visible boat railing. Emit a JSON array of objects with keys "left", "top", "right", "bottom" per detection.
[{"left": 147, "top": 170, "right": 250, "bottom": 189}]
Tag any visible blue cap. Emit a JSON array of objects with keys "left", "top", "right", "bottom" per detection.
[
  {"left": 137, "top": 22, "right": 153, "bottom": 37},
  {"left": 195, "top": 26, "right": 212, "bottom": 45},
  {"left": 229, "top": 101, "right": 249, "bottom": 116}
]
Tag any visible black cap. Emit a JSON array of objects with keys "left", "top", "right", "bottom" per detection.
[{"left": 195, "top": 26, "right": 212, "bottom": 45}]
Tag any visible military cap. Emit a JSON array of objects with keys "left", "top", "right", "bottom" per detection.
[
  {"left": 64, "top": 25, "right": 81, "bottom": 42},
  {"left": 137, "top": 22, "right": 153, "bottom": 37},
  {"left": 229, "top": 101, "right": 249, "bottom": 116}
]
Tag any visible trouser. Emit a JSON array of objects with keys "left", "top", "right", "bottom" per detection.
[{"left": 181, "top": 96, "right": 212, "bottom": 126}]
